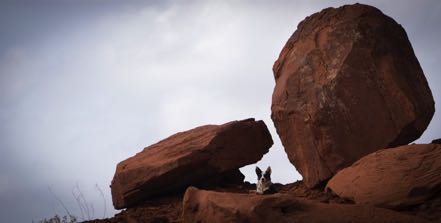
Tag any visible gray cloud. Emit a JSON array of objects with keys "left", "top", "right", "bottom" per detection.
[{"left": 0, "top": 0, "right": 440, "bottom": 222}]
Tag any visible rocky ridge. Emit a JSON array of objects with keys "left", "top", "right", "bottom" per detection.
[{"left": 85, "top": 3, "right": 439, "bottom": 223}]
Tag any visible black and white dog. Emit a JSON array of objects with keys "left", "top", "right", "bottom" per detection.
[{"left": 255, "top": 166, "right": 276, "bottom": 194}]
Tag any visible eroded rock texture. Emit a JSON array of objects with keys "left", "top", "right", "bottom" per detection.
[
  {"left": 111, "top": 118, "right": 273, "bottom": 209},
  {"left": 327, "top": 144, "right": 441, "bottom": 209},
  {"left": 182, "top": 187, "right": 430, "bottom": 223},
  {"left": 271, "top": 3, "right": 434, "bottom": 188}
]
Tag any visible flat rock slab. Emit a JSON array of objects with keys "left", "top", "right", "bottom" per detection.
[
  {"left": 111, "top": 118, "right": 273, "bottom": 209},
  {"left": 327, "top": 144, "right": 441, "bottom": 209},
  {"left": 271, "top": 3, "right": 434, "bottom": 188},
  {"left": 183, "top": 187, "right": 429, "bottom": 223}
]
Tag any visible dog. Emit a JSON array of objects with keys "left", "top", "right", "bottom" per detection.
[{"left": 255, "top": 166, "right": 276, "bottom": 194}]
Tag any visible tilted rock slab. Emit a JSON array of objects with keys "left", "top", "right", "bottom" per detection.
[
  {"left": 327, "top": 144, "right": 441, "bottom": 209},
  {"left": 183, "top": 187, "right": 430, "bottom": 223},
  {"left": 271, "top": 3, "right": 434, "bottom": 188},
  {"left": 111, "top": 118, "right": 273, "bottom": 209}
]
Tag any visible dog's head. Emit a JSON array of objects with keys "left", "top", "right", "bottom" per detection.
[{"left": 256, "top": 166, "right": 272, "bottom": 194}]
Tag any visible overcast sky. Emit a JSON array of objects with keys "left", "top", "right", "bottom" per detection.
[{"left": 0, "top": 0, "right": 440, "bottom": 222}]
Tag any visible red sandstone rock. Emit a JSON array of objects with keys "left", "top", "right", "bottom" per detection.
[
  {"left": 182, "top": 187, "right": 430, "bottom": 223},
  {"left": 431, "top": 138, "right": 441, "bottom": 144},
  {"left": 271, "top": 3, "right": 435, "bottom": 188},
  {"left": 111, "top": 118, "right": 273, "bottom": 209},
  {"left": 326, "top": 144, "right": 441, "bottom": 209}
]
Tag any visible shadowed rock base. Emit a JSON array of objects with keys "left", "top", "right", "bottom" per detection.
[
  {"left": 182, "top": 187, "right": 430, "bottom": 223},
  {"left": 85, "top": 181, "right": 440, "bottom": 222}
]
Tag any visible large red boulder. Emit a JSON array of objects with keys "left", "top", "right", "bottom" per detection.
[
  {"left": 111, "top": 118, "right": 273, "bottom": 209},
  {"left": 182, "top": 187, "right": 430, "bottom": 223},
  {"left": 271, "top": 3, "right": 435, "bottom": 188},
  {"left": 326, "top": 144, "right": 441, "bottom": 209}
]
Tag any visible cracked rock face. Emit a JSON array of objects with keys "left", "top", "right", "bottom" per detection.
[
  {"left": 326, "top": 144, "right": 441, "bottom": 209},
  {"left": 111, "top": 118, "right": 273, "bottom": 209},
  {"left": 271, "top": 4, "right": 434, "bottom": 188}
]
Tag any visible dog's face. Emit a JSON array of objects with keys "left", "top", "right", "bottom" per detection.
[{"left": 256, "top": 166, "right": 272, "bottom": 194}]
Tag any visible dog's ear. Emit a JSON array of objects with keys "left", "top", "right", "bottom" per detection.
[
  {"left": 264, "top": 166, "right": 272, "bottom": 178},
  {"left": 255, "top": 166, "right": 262, "bottom": 179}
]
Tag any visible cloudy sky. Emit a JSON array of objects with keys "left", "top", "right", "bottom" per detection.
[{"left": 0, "top": 0, "right": 440, "bottom": 222}]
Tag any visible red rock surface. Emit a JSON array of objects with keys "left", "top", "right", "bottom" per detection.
[
  {"left": 182, "top": 187, "right": 430, "bottom": 223},
  {"left": 405, "top": 190, "right": 441, "bottom": 221},
  {"left": 326, "top": 144, "right": 441, "bottom": 209},
  {"left": 431, "top": 138, "right": 441, "bottom": 144},
  {"left": 271, "top": 3, "right": 435, "bottom": 188},
  {"left": 111, "top": 118, "right": 273, "bottom": 209},
  {"left": 86, "top": 181, "right": 337, "bottom": 223},
  {"left": 86, "top": 181, "right": 439, "bottom": 222},
  {"left": 87, "top": 194, "right": 183, "bottom": 223}
]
